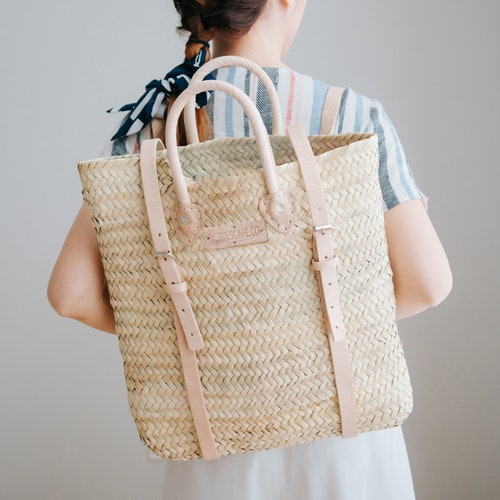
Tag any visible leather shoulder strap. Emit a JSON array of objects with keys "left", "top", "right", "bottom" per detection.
[
  {"left": 287, "top": 123, "right": 359, "bottom": 439},
  {"left": 320, "top": 87, "right": 345, "bottom": 135},
  {"left": 140, "top": 138, "right": 220, "bottom": 460}
]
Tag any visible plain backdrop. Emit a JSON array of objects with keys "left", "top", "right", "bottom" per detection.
[{"left": 1, "top": 0, "right": 499, "bottom": 499}]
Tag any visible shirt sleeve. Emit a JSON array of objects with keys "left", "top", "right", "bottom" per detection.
[
  {"left": 100, "top": 117, "right": 151, "bottom": 157},
  {"left": 338, "top": 89, "right": 427, "bottom": 212}
]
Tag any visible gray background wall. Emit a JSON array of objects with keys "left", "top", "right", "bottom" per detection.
[{"left": 1, "top": 0, "right": 498, "bottom": 499}]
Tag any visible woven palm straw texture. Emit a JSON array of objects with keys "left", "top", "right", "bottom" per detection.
[{"left": 78, "top": 133, "right": 413, "bottom": 460}]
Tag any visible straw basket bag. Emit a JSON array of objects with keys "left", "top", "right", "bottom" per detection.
[{"left": 78, "top": 58, "right": 413, "bottom": 461}]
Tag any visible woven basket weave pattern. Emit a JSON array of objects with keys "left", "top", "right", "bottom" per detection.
[{"left": 79, "top": 133, "right": 412, "bottom": 460}]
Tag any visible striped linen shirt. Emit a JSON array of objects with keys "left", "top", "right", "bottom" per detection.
[{"left": 103, "top": 66, "right": 426, "bottom": 212}]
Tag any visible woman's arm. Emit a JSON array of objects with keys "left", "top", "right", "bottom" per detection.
[
  {"left": 384, "top": 199, "right": 453, "bottom": 319},
  {"left": 47, "top": 197, "right": 451, "bottom": 332},
  {"left": 47, "top": 202, "right": 116, "bottom": 334}
]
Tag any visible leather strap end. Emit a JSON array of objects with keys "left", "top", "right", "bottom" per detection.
[
  {"left": 183, "top": 324, "right": 204, "bottom": 351},
  {"left": 170, "top": 293, "right": 205, "bottom": 351},
  {"left": 173, "top": 310, "right": 220, "bottom": 459},
  {"left": 329, "top": 324, "right": 347, "bottom": 343},
  {"left": 329, "top": 337, "right": 359, "bottom": 439}
]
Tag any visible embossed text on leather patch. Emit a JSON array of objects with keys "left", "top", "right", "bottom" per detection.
[{"left": 204, "top": 220, "right": 268, "bottom": 250}]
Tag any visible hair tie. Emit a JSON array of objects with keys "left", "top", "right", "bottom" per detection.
[{"left": 186, "top": 38, "right": 210, "bottom": 48}]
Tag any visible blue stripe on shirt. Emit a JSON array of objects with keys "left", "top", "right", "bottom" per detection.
[
  {"left": 336, "top": 88, "right": 349, "bottom": 134},
  {"left": 354, "top": 93, "right": 363, "bottom": 132},
  {"left": 370, "top": 106, "right": 399, "bottom": 209},
  {"left": 265, "top": 68, "right": 280, "bottom": 133},
  {"left": 310, "top": 79, "right": 328, "bottom": 134},
  {"left": 225, "top": 67, "right": 236, "bottom": 137},
  {"left": 386, "top": 117, "right": 414, "bottom": 200},
  {"left": 256, "top": 75, "right": 273, "bottom": 135},
  {"left": 244, "top": 71, "right": 251, "bottom": 137},
  {"left": 111, "top": 136, "right": 127, "bottom": 156}
]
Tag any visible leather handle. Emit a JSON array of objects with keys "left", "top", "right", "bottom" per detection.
[
  {"left": 184, "top": 56, "right": 284, "bottom": 144},
  {"left": 166, "top": 80, "right": 283, "bottom": 204}
]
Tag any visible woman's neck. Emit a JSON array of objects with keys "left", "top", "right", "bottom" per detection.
[
  {"left": 210, "top": 0, "right": 302, "bottom": 69},
  {"left": 212, "top": 37, "right": 287, "bottom": 68},
  {"left": 212, "top": 31, "right": 289, "bottom": 69}
]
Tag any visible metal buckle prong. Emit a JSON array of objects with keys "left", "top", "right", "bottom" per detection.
[
  {"left": 152, "top": 250, "right": 177, "bottom": 261},
  {"left": 314, "top": 224, "right": 334, "bottom": 232}
]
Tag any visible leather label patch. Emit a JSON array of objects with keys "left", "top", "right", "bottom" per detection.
[{"left": 204, "top": 221, "right": 268, "bottom": 250}]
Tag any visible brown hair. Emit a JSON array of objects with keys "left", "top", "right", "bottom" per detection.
[
  {"left": 152, "top": 0, "right": 268, "bottom": 145},
  {"left": 176, "top": 0, "right": 268, "bottom": 40}
]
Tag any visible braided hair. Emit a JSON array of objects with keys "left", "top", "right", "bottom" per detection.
[{"left": 164, "top": 0, "right": 267, "bottom": 144}]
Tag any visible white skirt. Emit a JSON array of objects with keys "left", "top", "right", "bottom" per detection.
[{"left": 160, "top": 426, "right": 416, "bottom": 500}]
